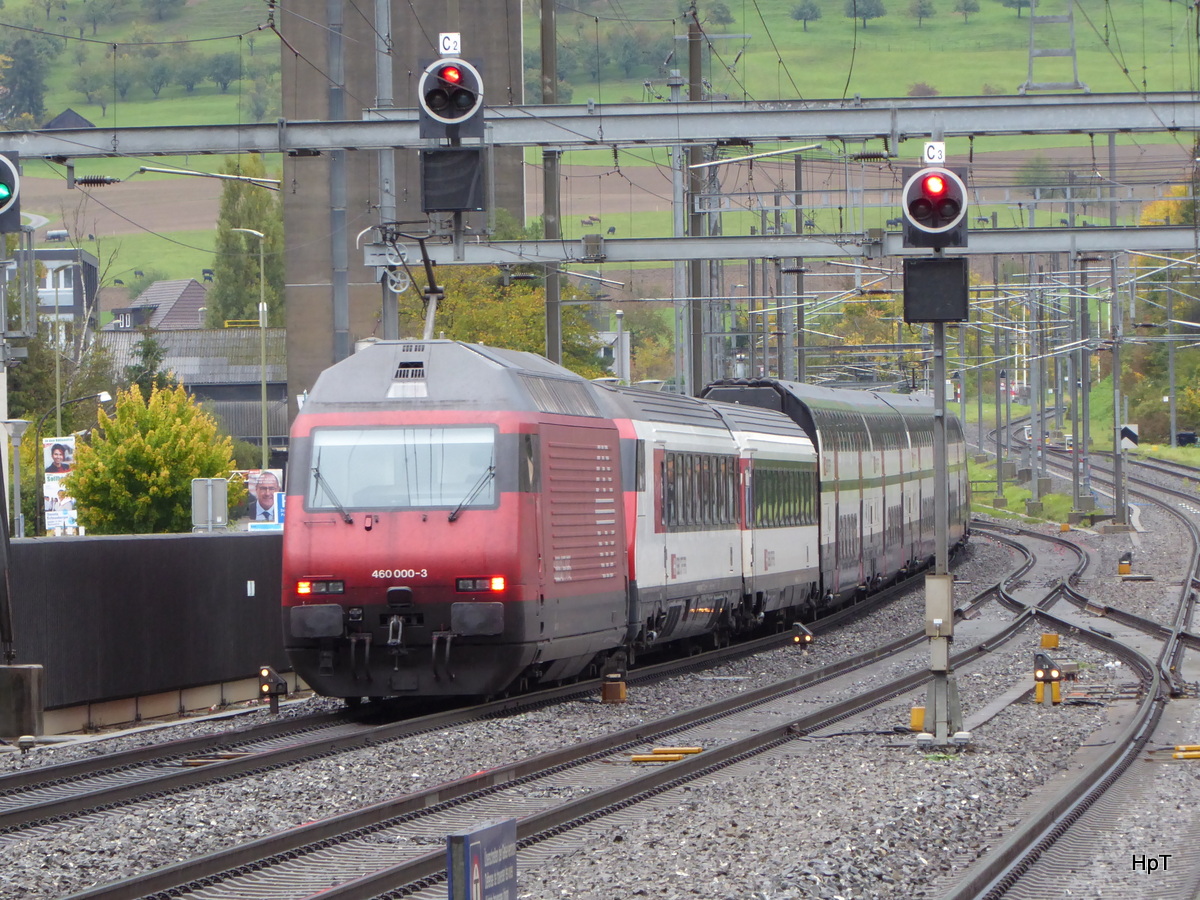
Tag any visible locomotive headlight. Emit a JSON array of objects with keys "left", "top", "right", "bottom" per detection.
[
  {"left": 457, "top": 576, "right": 507, "bottom": 592},
  {"left": 297, "top": 580, "right": 345, "bottom": 595}
]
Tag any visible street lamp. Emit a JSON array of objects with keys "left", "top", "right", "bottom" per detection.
[
  {"left": 232, "top": 227, "right": 268, "bottom": 470},
  {"left": 35, "top": 391, "right": 112, "bottom": 535},
  {"left": 2, "top": 420, "right": 30, "bottom": 538}
]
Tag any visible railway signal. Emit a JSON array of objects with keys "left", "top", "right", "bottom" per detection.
[
  {"left": 0, "top": 151, "right": 21, "bottom": 233},
  {"left": 901, "top": 166, "right": 968, "bottom": 249},
  {"left": 258, "top": 665, "right": 288, "bottom": 713},
  {"left": 1033, "top": 651, "right": 1062, "bottom": 706},
  {"left": 417, "top": 57, "right": 484, "bottom": 139}
]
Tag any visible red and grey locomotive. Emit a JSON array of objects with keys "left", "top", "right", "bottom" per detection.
[{"left": 281, "top": 340, "right": 968, "bottom": 702}]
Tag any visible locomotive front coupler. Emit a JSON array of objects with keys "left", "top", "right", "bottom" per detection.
[{"left": 386, "top": 614, "right": 408, "bottom": 669}]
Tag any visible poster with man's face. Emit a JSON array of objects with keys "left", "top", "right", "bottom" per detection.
[{"left": 235, "top": 469, "right": 284, "bottom": 522}]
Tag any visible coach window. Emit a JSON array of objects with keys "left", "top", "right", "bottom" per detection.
[
  {"left": 683, "top": 455, "right": 694, "bottom": 526},
  {"left": 663, "top": 455, "right": 676, "bottom": 525}
]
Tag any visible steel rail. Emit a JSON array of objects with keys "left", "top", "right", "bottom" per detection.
[{"left": 941, "top": 521, "right": 1175, "bottom": 900}]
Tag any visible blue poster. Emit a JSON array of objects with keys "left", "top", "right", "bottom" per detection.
[{"left": 446, "top": 818, "right": 517, "bottom": 900}]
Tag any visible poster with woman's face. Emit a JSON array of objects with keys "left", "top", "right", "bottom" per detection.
[{"left": 43, "top": 435, "right": 76, "bottom": 475}]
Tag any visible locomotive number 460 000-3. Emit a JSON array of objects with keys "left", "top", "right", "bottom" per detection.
[{"left": 371, "top": 568, "right": 429, "bottom": 579}]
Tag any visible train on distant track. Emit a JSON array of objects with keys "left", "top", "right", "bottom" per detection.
[{"left": 281, "top": 340, "right": 970, "bottom": 702}]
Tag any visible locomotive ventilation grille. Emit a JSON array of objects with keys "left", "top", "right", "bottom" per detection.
[
  {"left": 518, "top": 373, "right": 601, "bottom": 417},
  {"left": 393, "top": 361, "right": 426, "bottom": 380}
]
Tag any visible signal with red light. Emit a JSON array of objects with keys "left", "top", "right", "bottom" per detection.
[
  {"left": 418, "top": 57, "right": 484, "bottom": 139},
  {"left": 900, "top": 166, "right": 968, "bottom": 249}
]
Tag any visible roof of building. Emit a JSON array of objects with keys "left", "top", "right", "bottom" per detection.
[
  {"left": 43, "top": 108, "right": 95, "bottom": 130},
  {"left": 106, "top": 279, "right": 210, "bottom": 331},
  {"left": 95, "top": 327, "right": 288, "bottom": 385}
]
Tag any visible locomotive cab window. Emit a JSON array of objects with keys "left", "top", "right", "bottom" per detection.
[{"left": 306, "top": 425, "right": 498, "bottom": 511}]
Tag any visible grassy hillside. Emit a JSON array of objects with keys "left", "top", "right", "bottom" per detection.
[
  {"left": 6, "top": 0, "right": 1194, "bottom": 132},
  {"left": 532, "top": 0, "right": 1198, "bottom": 102}
]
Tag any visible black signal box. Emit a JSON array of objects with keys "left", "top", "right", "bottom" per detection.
[{"left": 903, "top": 257, "right": 969, "bottom": 323}]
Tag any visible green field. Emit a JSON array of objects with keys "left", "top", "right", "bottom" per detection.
[
  {"left": 9, "top": 0, "right": 1195, "bottom": 137},
  {"left": 531, "top": 0, "right": 1198, "bottom": 102},
  {"left": 97, "top": 229, "right": 217, "bottom": 285}
]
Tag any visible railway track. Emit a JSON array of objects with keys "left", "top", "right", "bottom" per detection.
[
  {"left": 0, "top": 573, "right": 925, "bottom": 837},
  {"left": 55, "top": 526, "right": 1101, "bottom": 900},
  {"left": 943, "top": 503, "right": 1195, "bottom": 898},
  {"left": 23, "top": 513, "right": 1188, "bottom": 900}
]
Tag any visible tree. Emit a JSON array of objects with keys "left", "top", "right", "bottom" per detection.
[
  {"left": 8, "top": 333, "right": 117, "bottom": 425},
  {"left": 8, "top": 332, "right": 119, "bottom": 531},
  {"left": 3, "top": 37, "right": 48, "bottom": 120},
  {"left": 68, "top": 64, "right": 111, "bottom": 116},
  {"left": 177, "top": 55, "right": 207, "bottom": 93},
  {"left": 1015, "top": 155, "right": 1067, "bottom": 199},
  {"left": 954, "top": 0, "right": 979, "bottom": 21},
  {"left": 65, "top": 385, "right": 245, "bottom": 534},
  {"left": 205, "top": 154, "right": 285, "bottom": 327},
  {"left": 124, "top": 328, "right": 179, "bottom": 400},
  {"left": 616, "top": 304, "right": 676, "bottom": 381},
  {"left": 143, "top": 0, "right": 185, "bottom": 21},
  {"left": 111, "top": 53, "right": 136, "bottom": 100},
  {"left": 395, "top": 265, "right": 604, "bottom": 378},
  {"left": 909, "top": 0, "right": 935, "bottom": 26},
  {"left": 80, "top": 0, "right": 117, "bottom": 35},
  {"left": 241, "top": 77, "right": 278, "bottom": 122},
  {"left": 1000, "top": 0, "right": 1030, "bottom": 16},
  {"left": 127, "top": 25, "right": 161, "bottom": 60},
  {"left": 708, "top": 2, "right": 734, "bottom": 26},
  {"left": 790, "top": 1, "right": 822, "bottom": 30},
  {"left": 612, "top": 28, "right": 651, "bottom": 77},
  {"left": 845, "top": 0, "right": 887, "bottom": 27},
  {"left": 208, "top": 52, "right": 242, "bottom": 93},
  {"left": 143, "top": 59, "right": 173, "bottom": 98}
]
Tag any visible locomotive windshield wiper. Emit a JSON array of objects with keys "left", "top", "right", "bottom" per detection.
[
  {"left": 449, "top": 465, "right": 495, "bottom": 522},
  {"left": 312, "top": 454, "right": 353, "bottom": 523}
]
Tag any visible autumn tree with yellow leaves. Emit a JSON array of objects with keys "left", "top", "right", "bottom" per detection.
[
  {"left": 64, "top": 385, "right": 246, "bottom": 534},
  {"left": 1121, "top": 182, "right": 1200, "bottom": 440}
]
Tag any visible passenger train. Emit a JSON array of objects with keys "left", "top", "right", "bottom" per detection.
[{"left": 281, "top": 340, "right": 969, "bottom": 702}]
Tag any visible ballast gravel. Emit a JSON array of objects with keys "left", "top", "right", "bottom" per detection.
[{"left": 0, "top": 528, "right": 1173, "bottom": 900}]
